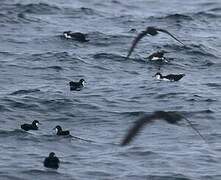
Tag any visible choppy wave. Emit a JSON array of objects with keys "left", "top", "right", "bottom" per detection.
[
  {"left": 15, "top": 3, "right": 60, "bottom": 15},
  {"left": 10, "top": 89, "right": 40, "bottom": 95},
  {"left": 149, "top": 13, "right": 193, "bottom": 22},
  {"left": 0, "top": 0, "right": 220, "bottom": 179}
]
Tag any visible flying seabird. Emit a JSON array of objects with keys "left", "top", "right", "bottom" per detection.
[
  {"left": 126, "top": 26, "right": 185, "bottom": 60},
  {"left": 121, "top": 111, "right": 206, "bottom": 146}
]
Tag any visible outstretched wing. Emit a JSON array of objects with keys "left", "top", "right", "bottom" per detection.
[
  {"left": 121, "top": 111, "right": 206, "bottom": 146},
  {"left": 125, "top": 30, "right": 149, "bottom": 60},
  {"left": 156, "top": 28, "right": 185, "bottom": 46},
  {"left": 121, "top": 114, "right": 155, "bottom": 146},
  {"left": 121, "top": 111, "right": 180, "bottom": 146}
]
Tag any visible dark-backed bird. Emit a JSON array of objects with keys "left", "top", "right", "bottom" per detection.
[
  {"left": 126, "top": 26, "right": 185, "bottom": 60},
  {"left": 121, "top": 111, "right": 206, "bottom": 146},
  {"left": 154, "top": 72, "right": 185, "bottom": 81},
  {"left": 44, "top": 152, "right": 60, "bottom": 169},
  {"left": 21, "top": 120, "right": 40, "bottom": 131},
  {"left": 147, "top": 50, "right": 168, "bottom": 61},
  {"left": 54, "top": 125, "right": 70, "bottom": 136},
  {"left": 63, "top": 31, "right": 89, "bottom": 42},
  {"left": 69, "top": 79, "right": 85, "bottom": 91}
]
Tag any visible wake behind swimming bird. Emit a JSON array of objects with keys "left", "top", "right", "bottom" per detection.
[
  {"left": 126, "top": 26, "right": 185, "bottom": 60},
  {"left": 21, "top": 120, "right": 40, "bottom": 131},
  {"left": 53, "top": 125, "right": 95, "bottom": 143},
  {"left": 154, "top": 72, "right": 185, "bottom": 81}
]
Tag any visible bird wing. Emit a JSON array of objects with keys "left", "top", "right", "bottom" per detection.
[
  {"left": 121, "top": 111, "right": 179, "bottom": 146},
  {"left": 164, "top": 74, "right": 176, "bottom": 80},
  {"left": 125, "top": 30, "right": 149, "bottom": 60},
  {"left": 21, "top": 124, "right": 31, "bottom": 131},
  {"left": 121, "top": 114, "right": 155, "bottom": 146},
  {"left": 155, "top": 28, "right": 185, "bottom": 46},
  {"left": 55, "top": 157, "right": 60, "bottom": 164},
  {"left": 165, "top": 74, "right": 185, "bottom": 81},
  {"left": 121, "top": 111, "right": 206, "bottom": 146}
]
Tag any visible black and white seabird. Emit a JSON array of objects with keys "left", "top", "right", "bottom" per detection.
[
  {"left": 154, "top": 72, "right": 185, "bottom": 81},
  {"left": 21, "top": 120, "right": 40, "bottom": 131},
  {"left": 121, "top": 111, "right": 206, "bottom": 146},
  {"left": 126, "top": 26, "right": 185, "bottom": 60},
  {"left": 63, "top": 31, "right": 89, "bottom": 42},
  {"left": 147, "top": 50, "right": 168, "bottom": 61},
  {"left": 44, "top": 152, "right": 60, "bottom": 169},
  {"left": 54, "top": 125, "right": 70, "bottom": 136},
  {"left": 69, "top": 79, "right": 85, "bottom": 91}
]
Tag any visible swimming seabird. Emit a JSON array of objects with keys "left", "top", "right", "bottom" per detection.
[
  {"left": 148, "top": 50, "right": 168, "bottom": 61},
  {"left": 126, "top": 26, "right": 185, "bottom": 60},
  {"left": 121, "top": 111, "right": 206, "bottom": 146},
  {"left": 154, "top": 72, "right": 185, "bottom": 81},
  {"left": 21, "top": 120, "right": 40, "bottom": 131},
  {"left": 54, "top": 125, "right": 70, "bottom": 136},
  {"left": 44, "top": 152, "right": 60, "bottom": 169},
  {"left": 63, "top": 31, "right": 89, "bottom": 42},
  {"left": 69, "top": 79, "right": 85, "bottom": 91}
]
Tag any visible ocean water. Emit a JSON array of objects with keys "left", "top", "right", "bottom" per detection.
[{"left": 0, "top": 0, "right": 221, "bottom": 179}]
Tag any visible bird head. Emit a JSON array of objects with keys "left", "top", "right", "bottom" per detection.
[
  {"left": 53, "top": 125, "right": 62, "bottom": 133},
  {"left": 154, "top": 72, "right": 162, "bottom": 79},
  {"left": 32, "top": 120, "right": 40, "bottom": 127},
  {"left": 79, "top": 79, "right": 86, "bottom": 86},
  {"left": 49, "top": 152, "right": 55, "bottom": 158},
  {"left": 63, "top": 31, "right": 72, "bottom": 38}
]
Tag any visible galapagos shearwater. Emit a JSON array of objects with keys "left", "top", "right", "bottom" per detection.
[
  {"left": 147, "top": 50, "right": 168, "bottom": 61},
  {"left": 63, "top": 31, "right": 89, "bottom": 42},
  {"left": 54, "top": 125, "right": 70, "bottom": 136},
  {"left": 154, "top": 72, "right": 185, "bottom": 81},
  {"left": 44, "top": 152, "right": 60, "bottom": 169},
  {"left": 69, "top": 79, "right": 85, "bottom": 91},
  {"left": 21, "top": 120, "right": 40, "bottom": 131},
  {"left": 121, "top": 111, "right": 206, "bottom": 146},
  {"left": 126, "top": 26, "right": 185, "bottom": 60}
]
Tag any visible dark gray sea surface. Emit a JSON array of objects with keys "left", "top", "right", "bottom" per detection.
[{"left": 0, "top": 0, "right": 221, "bottom": 179}]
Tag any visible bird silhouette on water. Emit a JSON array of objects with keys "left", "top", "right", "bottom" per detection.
[
  {"left": 154, "top": 72, "right": 185, "bottom": 81},
  {"left": 121, "top": 111, "right": 206, "bottom": 146},
  {"left": 21, "top": 120, "right": 40, "bottom": 131},
  {"left": 147, "top": 50, "right": 168, "bottom": 61},
  {"left": 126, "top": 26, "right": 185, "bottom": 60},
  {"left": 54, "top": 125, "right": 70, "bottom": 136},
  {"left": 69, "top": 79, "right": 85, "bottom": 91},
  {"left": 63, "top": 31, "right": 89, "bottom": 42},
  {"left": 44, "top": 152, "right": 60, "bottom": 169}
]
